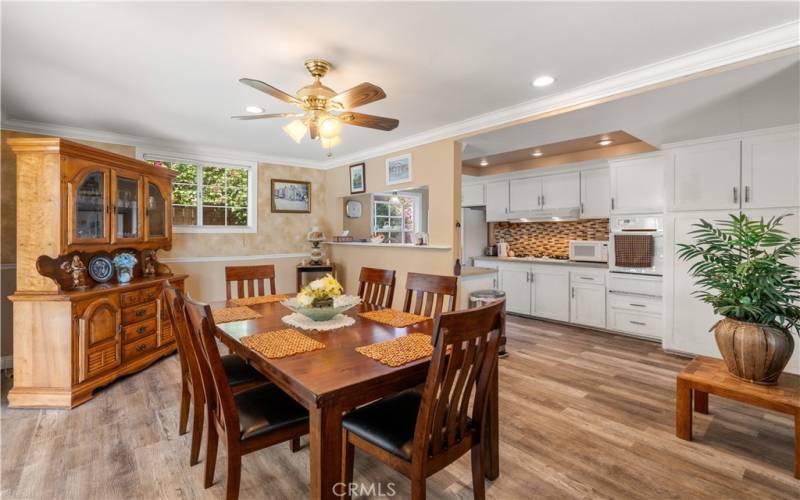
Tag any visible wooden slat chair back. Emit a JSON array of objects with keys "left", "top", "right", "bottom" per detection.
[
  {"left": 225, "top": 265, "right": 276, "bottom": 300},
  {"left": 164, "top": 283, "right": 206, "bottom": 465},
  {"left": 357, "top": 267, "right": 397, "bottom": 308},
  {"left": 402, "top": 272, "right": 458, "bottom": 317}
]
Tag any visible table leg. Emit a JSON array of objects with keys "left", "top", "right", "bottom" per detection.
[
  {"left": 794, "top": 411, "right": 799, "bottom": 479},
  {"left": 694, "top": 390, "right": 709, "bottom": 414},
  {"left": 483, "top": 360, "right": 500, "bottom": 480},
  {"left": 309, "top": 404, "right": 344, "bottom": 500},
  {"left": 676, "top": 377, "right": 693, "bottom": 441}
]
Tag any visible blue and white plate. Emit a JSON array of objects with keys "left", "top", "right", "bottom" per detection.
[{"left": 88, "top": 255, "right": 114, "bottom": 283}]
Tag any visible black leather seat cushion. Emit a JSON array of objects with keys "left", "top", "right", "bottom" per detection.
[
  {"left": 221, "top": 354, "right": 264, "bottom": 386},
  {"left": 236, "top": 384, "right": 309, "bottom": 440},
  {"left": 342, "top": 390, "right": 422, "bottom": 461}
]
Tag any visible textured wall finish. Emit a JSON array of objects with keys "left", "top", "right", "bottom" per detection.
[{"left": 492, "top": 219, "right": 609, "bottom": 257}]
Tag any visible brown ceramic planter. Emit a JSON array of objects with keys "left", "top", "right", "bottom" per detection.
[{"left": 712, "top": 317, "right": 795, "bottom": 385}]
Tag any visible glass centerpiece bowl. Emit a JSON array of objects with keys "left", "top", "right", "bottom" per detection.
[{"left": 282, "top": 274, "right": 360, "bottom": 321}]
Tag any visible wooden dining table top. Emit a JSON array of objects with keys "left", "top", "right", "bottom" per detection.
[{"left": 213, "top": 301, "right": 434, "bottom": 409}]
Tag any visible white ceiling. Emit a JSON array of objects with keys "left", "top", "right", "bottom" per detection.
[
  {"left": 462, "top": 54, "right": 800, "bottom": 162},
  {"left": 2, "top": 2, "right": 798, "bottom": 165}
]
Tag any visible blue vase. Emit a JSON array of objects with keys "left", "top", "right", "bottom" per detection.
[{"left": 117, "top": 267, "right": 132, "bottom": 284}]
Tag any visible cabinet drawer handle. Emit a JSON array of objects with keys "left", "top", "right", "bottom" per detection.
[
  {"left": 136, "top": 343, "right": 147, "bottom": 352},
  {"left": 579, "top": 276, "right": 595, "bottom": 281},
  {"left": 629, "top": 303, "right": 646, "bottom": 308},
  {"left": 629, "top": 320, "right": 647, "bottom": 326},
  {"left": 135, "top": 309, "right": 146, "bottom": 317},
  {"left": 136, "top": 326, "right": 146, "bottom": 334}
]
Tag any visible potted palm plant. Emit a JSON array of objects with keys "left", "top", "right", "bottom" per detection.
[{"left": 677, "top": 213, "right": 800, "bottom": 384}]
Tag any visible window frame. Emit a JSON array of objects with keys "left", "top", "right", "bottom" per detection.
[
  {"left": 370, "top": 192, "right": 421, "bottom": 244},
  {"left": 138, "top": 151, "right": 257, "bottom": 234}
]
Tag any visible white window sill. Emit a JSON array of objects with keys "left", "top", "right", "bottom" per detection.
[{"left": 173, "top": 226, "right": 257, "bottom": 234}]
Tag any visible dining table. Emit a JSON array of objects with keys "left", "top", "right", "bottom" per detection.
[{"left": 213, "top": 300, "right": 500, "bottom": 500}]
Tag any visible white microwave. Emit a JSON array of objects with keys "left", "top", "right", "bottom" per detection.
[{"left": 568, "top": 240, "right": 609, "bottom": 263}]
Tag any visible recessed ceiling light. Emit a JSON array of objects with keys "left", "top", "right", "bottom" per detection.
[
  {"left": 532, "top": 75, "right": 555, "bottom": 87},
  {"left": 245, "top": 105, "right": 264, "bottom": 113},
  {"left": 532, "top": 150, "right": 543, "bottom": 157},
  {"left": 479, "top": 159, "right": 489, "bottom": 166},
  {"left": 596, "top": 138, "right": 613, "bottom": 146}
]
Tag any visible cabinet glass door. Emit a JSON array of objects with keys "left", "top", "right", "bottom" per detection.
[
  {"left": 147, "top": 182, "right": 167, "bottom": 238},
  {"left": 115, "top": 176, "right": 140, "bottom": 239},
  {"left": 74, "top": 171, "right": 107, "bottom": 241}
]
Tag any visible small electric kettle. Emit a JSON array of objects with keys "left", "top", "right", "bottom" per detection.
[{"left": 497, "top": 241, "right": 509, "bottom": 257}]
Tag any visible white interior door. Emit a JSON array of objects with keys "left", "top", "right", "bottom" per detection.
[
  {"left": 742, "top": 130, "right": 800, "bottom": 209},
  {"left": 541, "top": 172, "right": 580, "bottom": 210},
  {"left": 531, "top": 266, "right": 570, "bottom": 321}
]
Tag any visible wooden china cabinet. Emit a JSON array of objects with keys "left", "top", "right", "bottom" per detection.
[{"left": 8, "top": 138, "right": 187, "bottom": 408}]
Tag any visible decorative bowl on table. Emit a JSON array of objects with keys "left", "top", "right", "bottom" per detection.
[
  {"left": 282, "top": 274, "right": 360, "bottom": 322},
  {"left": 281, "top": 295, "right": 361, "bottom": 321}
]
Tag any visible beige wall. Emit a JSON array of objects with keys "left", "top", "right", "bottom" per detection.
[{"left": 325, "top": 139, "right": 462, "bottom": 306}]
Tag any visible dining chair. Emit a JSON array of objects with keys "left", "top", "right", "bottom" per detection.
[
  {"left": 402, "top": 272, "right": 458, "bottom": 317},
  {"left": 163, "top": 283, "right": 268, "bottom": 466},
  {"left": 183, "top": 295, "right": 310, "bottom": 500},
  {"left": 342, "top": 300, "right": 504, "bottom": 500},
  {"left": 225, "top": 264, "right": 277, "bottom": 300},
  {"left": 357, "top": 267, "right": 397, "bottom": 308}
]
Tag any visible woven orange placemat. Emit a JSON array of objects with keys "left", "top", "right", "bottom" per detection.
[
  {"left": 227, "top": 294, "right": 292, "bottom": 307},
  {"left": 241, "top": 328, "right": 325, "bottom": 359},
  {"left": 359, "top": 309, "right": 431, "bottom": 328},
  {"left": 355, "top": 333, "right": 433, "bottom": 367},
  {"left": 212, "top": 306, "right": 262, "bottom": 324}
]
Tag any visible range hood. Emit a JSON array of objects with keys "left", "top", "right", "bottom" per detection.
[{"left": 507, "top": 206, "right": 581, "bottom": 223}]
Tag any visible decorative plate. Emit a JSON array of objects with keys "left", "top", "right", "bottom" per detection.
[{"left": 88, "top": 255, "right": 114, "bottom": 283}]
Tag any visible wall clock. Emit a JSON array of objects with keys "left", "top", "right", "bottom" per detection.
[{"left": 346, "top": 200, "right": 362, "bottom": 218}]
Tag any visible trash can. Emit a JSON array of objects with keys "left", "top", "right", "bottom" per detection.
[{"left": 468, "top": 289, "right": 508, "bottom": 357}]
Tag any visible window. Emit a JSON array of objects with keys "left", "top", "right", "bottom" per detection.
[
  {"left": 371, "top": 193, "right": 420, "bottom": 243},
  {"left": 141, "top": 153, "right": 256, "bottom": 233}
]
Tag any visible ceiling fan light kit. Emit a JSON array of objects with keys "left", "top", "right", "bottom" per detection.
[{"left": 235, "top": 58, "right": 399, "bottom": 151}]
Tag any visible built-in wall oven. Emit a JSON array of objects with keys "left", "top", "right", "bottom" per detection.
[{"left": 608, "top": 215, "right": 663, "bottom": 276}]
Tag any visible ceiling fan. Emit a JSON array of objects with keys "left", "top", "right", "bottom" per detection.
[{"left": 233, "top": 59, "right": 399, "bottom": 149}]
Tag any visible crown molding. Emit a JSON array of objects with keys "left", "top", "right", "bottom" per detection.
[
  {"left": 0, "top": 118, "right": 326, "bottom": 169},
  {"left": 3, "top": 21, "right": 797, "bottom": 171}
]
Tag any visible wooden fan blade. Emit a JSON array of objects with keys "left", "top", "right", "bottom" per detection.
[
  {"left": 239, "top": 78, "right": 300, "bottom": 105},
  {"left": 330, "top": 82, "right": 386, "bottom": 109},
  {"left": 309, "top": 121, "right": 319, "bottom": 140},
  {"left": 338, "top": 112, "right": 399, "bottom": 131},
  {"left": 231, "top": 113, "right": 303, "bottom": 120}
]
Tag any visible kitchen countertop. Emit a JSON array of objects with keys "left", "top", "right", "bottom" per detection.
[
  {"left": 473, "top": 256, "right": 608, "bottom": 268},
  {"left": 460, "top": 266, "right": 497, "bottom": 277}
]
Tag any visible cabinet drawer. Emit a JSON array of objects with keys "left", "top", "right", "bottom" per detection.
[
  {"left": 608, "top": 293, "right": 662, "bottom": 314},
  {"left": 122, "top": 301, "right": 157, "bottom": 324},
  {"left": 123, "top": 333, "right": 158, "bottom": 361},
  {"left": 608, "top": 309, "right": 663, "bottom": 339},
  {"left": 570, "top": 271, "right": 605, "bottom": 285},
  {"left": 607, "top": 274, "right": 662, "bottom": 297},
  {"left": 123, "top": 318, "right": 157, "bottom": 343},
  {"left": 120, "top": 286, "right": 159, "bottom": 307}
]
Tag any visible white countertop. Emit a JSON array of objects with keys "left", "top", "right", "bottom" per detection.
[
  {"left": 324, "top": 241, "right": 452, "bottom": 250},
  {"left": 460, "top": 266, "right": 497, "bottom": 277},
  {"left": 473, "top": 256, "right": 608, "bottom": 268}
]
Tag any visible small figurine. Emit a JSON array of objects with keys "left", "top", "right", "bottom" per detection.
[
  {"left": 60, "top": 255, "right": 87, "bottom": 289},
  {"left": 142, "top": 250, "right": 156, "bottom": 277}
]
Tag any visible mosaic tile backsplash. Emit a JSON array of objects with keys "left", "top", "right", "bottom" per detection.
[{"left": 492, "top": 219, "right": 609, "bottom": 257}]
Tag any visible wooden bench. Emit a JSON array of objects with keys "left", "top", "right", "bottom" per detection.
[{"left": 676, "top": 356, "right": 800, "bottom": 478}]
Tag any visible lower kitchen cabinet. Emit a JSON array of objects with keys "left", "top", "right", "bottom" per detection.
[
  {"left": 570, "top": 282, "right": 606, "bottom": 328},
  {"left": 498, "top": 264, "right": 531, "bottom": 315},
  {"left": 532, "top": 266, "right": 570, "bottom": 321}
]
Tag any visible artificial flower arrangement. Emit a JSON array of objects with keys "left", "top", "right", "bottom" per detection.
[
  {"left": 297, "top": 274, "right": 343, "bottom": 308},
  {"left": 112, "top": 252, "right": 138, "bottom": 284}
]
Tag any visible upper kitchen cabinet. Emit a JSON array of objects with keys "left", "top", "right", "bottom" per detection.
[
  {"left": 580, "top": 168, "right": 610, "bottom": 219},
  {"left": 741, "top": 129, "right": 800, "bottom": 209},
  {"left": 666, "top": 139, "right": 741, "bottom": 211},
  {"left": 485, "top": 179, "right": 510, "bottom": 222},
  {"left": 461, "top": 182, "right": 486, "bottom": 207},
  {"left": 541, "top": 172, "right": 580, "bottom": 211},
  {"left": 609, "top": 153, "right": 665, "bottom": 214},
  {"left": 509, "top": 177, "right": 542, "bottom": 212}
]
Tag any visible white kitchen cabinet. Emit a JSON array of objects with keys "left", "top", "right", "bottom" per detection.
[
  {"left": 461, "top": 183, "right": 486, "bottom": 207},
  {"left": 541, "top": 172, "right": 580, "bottom": 211},
  {"left": 667, "top": 139, "right": 740, "bottom": 211},
  {"left": 485, "top": 180, "right": 510, "bottom": 222},
  {"left": 580, "top": 168, "right": 610, "bottom": 219},
  {"left": 609, "top": 154, "right": 665, "bottom": 214},
  {"left": 742, "top": 130, "right": 800, "bottom": 209},
  {"left": 498, "top": 265, "right": 531, "bottom": 315},
  {"left": 531, "top": 266, "right": 570, "bottom": 321},
  {"left": 509, "top": 177, "right": 542, "bottom": 212},
  {"left": 570, "top": 282, "right": 606, "bottom": 328}
]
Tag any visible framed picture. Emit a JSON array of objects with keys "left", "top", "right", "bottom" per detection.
[
  {"left": 271, "top": 179, "right": 311, "bottom": 213},
  {"left": 385, "top": 153, "right": 412, "bottom": 185},
  {"left": 349, "top": 163, "right": 366, "bottom": 194}
]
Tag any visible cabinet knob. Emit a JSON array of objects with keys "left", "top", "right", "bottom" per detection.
[
  {"left": 136, "top": 344, "right": 146, "bottom": 352},
  {"left": 137, "top": 326, "right": 146, "bottom": 334},
  {"left": 136, "top": 309, "right": 145, "bottom": 317}
]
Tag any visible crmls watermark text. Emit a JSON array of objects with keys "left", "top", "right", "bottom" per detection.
[{"left": 333, "top": 482, "right": 397, "bottom": 497}]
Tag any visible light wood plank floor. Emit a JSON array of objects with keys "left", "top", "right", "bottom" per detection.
[{"left": 2, "top": 316, "right": 798, "bottom": 499}]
